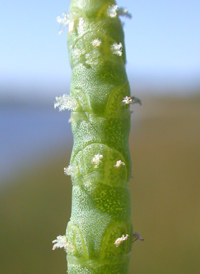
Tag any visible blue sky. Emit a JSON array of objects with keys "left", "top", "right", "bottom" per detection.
[{"left": 0, "top": 0, "right": 200, "bottom": 96}]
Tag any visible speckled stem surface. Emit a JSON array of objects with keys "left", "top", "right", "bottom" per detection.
[{"left": 66, "top": 0, "right": 133, "bottom": 273}]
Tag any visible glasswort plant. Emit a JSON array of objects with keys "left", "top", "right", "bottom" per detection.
[{"left": 53, "top": 1, "right": 143, "bottom": 273}]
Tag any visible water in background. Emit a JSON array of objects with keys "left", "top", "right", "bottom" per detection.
[{"left": 0, "top": 104, "right": 72, "bottom": 182}]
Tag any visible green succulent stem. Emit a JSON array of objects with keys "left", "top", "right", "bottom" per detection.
[{"left": 54, "top": 1, "right": 142, "bottom": 273}]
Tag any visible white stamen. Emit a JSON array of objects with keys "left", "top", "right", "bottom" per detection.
[
  {"left": 122, "top": 96, "right": 133, "bottom": 105},
  {"left": 57, "top": 13, "right": 74, "bottom": 34},
  {"left": 64, "top": 165, "right": 78, "bottom": 176},
  {"left": 118, "top": 7, "right": 132, "bottom": 19},
  {"left": 52, "top": 235, "right": 67, "bottom": 250},
  {"left": 111, "top": 43, "right": 123, "bottom": 56},
  {"left": 107, "top": 5, "right": 132, "bottom": 19},
  {"left": 92, "top": 154, "right": 103, "bottom": 168},
  {"left": 92, "top": 39, "right": 101, "bottom": 47},
  {"left": 107, "top": 5, "right": 118, "bottom": 18},
  {"left": 114, "top": 160, "right": 125, "bottom": 169},
  {"left": 133, "top": 232, "right": 144, "bottom": 242},
  {"left": 52, "top": 235, "right": 74, "bottom": 252},
  {"left": 122, "top": 96, "right": 142, "bottom": 105},
  {"left": 114, "top": 234, "right": 129, "bottom": 247},
  {"left": 54, "top": 95, "right": 78, "bottom": 111}
]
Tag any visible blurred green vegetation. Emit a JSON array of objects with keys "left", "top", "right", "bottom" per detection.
[{"left": 0, "top": 95, "right": 200, "bottom": 274}]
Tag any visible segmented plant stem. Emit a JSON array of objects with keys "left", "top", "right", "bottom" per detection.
[{"left": 53, "top": 1, "right": 143, "bottom": 273}]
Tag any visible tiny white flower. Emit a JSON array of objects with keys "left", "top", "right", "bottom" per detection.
[
  {"left": 54, "top": 95, "right": 78, "bottom": 111},
  {"left": 107, "top": 5, "right": 118, "bottom": 18},
  {"left": 57, "top": 13, "right": 70, "bottom": 34},
  {"left": 52, "top": 235, "right": 68, "bottom": 250},
  {"left": 122, "top": 96, "right": 142, "bottom": 106},
  {"left": 92, "top": 154, "right": 103, "bottom": 168},
  {"left": 57, "top": 13, "right": 74, "bottom": 34},
  {"left": 64, "top": 165, "right": 78, "bottom": 176},
  {"left": 114, "top": 234, "right": 129, "bottom": 247},
  {"left": 114, "top": 160, "right": 125, "bottom": 169},
  {"left": 92, "top": 39, "right": 101, "bottom": 47},
  {"left": 122, "top": 96, "right": 133, "bottom": 105},
  {"left": 111, "top": 43, "right": 123, "bottom": 56},
  {"left": 52, "top": 235, "right": 74, "bottom": 252},
  {"left": 107, "top": 5, "right": 132, "bottom": 19}
]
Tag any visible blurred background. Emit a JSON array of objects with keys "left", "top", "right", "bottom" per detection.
[{"left": 0, "top": 0, "right": 200, "bottom": 273}]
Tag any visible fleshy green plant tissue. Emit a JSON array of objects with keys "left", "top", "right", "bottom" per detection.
[{"left": 53, "top": 1, "right": 143, "bottom": 273}]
